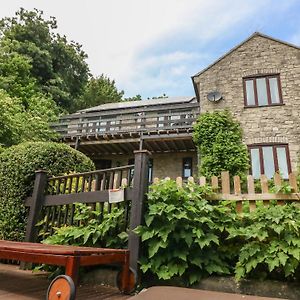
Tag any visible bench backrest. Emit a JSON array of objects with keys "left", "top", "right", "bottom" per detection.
[{"left": 24, "top": 150, "right": 150, "bottom": 274}]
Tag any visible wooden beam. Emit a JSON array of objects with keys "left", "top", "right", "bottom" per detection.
[
  {"left": 79, "top": 138, "right": 140, "bottom": 145},
  {"left": 25, "top": 189, "right": 133, "bottom": 206},
  {"left": 143, "top": 141, "right": 155, "bottom": 152},
  {"left": 151, "top": 141, "right": 163, "bottom": 152},
  {"left": 161, "top": 140, "right": 171, "bottom": 151},
  {"left": 142, "top": 133, "right": 192, "bottom": 141},
  {"left": 169, "top": 140, "right": 179, "bottom": 150},
  {"left": 109, "top": 143, "right": 126, "bottom": 154}
]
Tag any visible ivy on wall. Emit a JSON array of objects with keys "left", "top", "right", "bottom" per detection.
[{"left": 193, "top": 110, "right": 249, "bottom": 177}]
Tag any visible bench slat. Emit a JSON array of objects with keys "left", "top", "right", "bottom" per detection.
[{"left": 0, "top": 240, "right": 128, "bottom": 256}]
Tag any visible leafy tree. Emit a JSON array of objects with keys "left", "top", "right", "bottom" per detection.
[
  {"left": 76, "top": 75, "right": 124, "bottom": 110},
  {"left": 0, "top": 46, "right": 39, "bottom": 106},
  {"left": 193, "top": 110, "right": 249, "bottom": 177},
  {"left": 0, "top": 90, "right": 21, "bottom": 146},
  {"left": 0, "top": 90, "right": 58, "bottom": 147},
  {"left": 0, "top": 8, "right": 90, "bottom": 112},
  {"left": 124, "top": 94, "right": 142, "bottom": 102}
]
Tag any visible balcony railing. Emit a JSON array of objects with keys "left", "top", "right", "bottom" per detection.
[{"left": 52, "top": 105, "right": 200, "bottom": 138}]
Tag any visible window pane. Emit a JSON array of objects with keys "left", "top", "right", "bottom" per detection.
[
  {"left": 183, "top": 158, "right": 192, "bottom": 178},
  {"left": 269, "top": 78, "right": 280, "bottom": 104},
  {"left": 245, "top": 80, "right": 255, "bottom": 105},
  {"left": 184, "top": 168, "right": 192, "bottom": 178},
  {"left": 276, "top": 147, "right": 289, "bottom": 179},
  {"left": 148, "top": 159, "right": 153, "bottom": 183},
  {"left": 262, "top": 147, "right": 275, "bottom": 178},
  {"left": 250, "top": 148, "right": 261, "bottom": 179},
  {"left": 158, "top": 116, "right": 164, "bottom": 127},
  {"left": 256, "top": 78, "right": 268, "bottom": 106}
]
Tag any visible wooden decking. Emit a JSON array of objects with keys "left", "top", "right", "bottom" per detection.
[{"left": 0, "top": 263, "right": 131, "bottom": 299}]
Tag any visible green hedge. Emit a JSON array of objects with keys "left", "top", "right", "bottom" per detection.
[{"left": 0, "top": 142, "right": 94, "bottom": 241}]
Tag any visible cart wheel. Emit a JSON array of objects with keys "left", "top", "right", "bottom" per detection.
[
  {"left": 116, "top": 267, "right": 137, "bottom": 294},
  {"left": 47, "top": 275, "right": 76, "bottom": 300}
]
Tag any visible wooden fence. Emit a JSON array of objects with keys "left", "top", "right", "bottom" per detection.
[
  {"left": 153, "top": 171, "right": 300, "bottom": 213},
  {"left": 24, "top": 150, "right": 151, "bottom": 275}
]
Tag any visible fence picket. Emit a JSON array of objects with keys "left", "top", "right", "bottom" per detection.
[
  {"left": 289, "top": 172, "right": 298, "bottom": 193},
  {"left": 188, "top": 177, "right": 194, "bottom": 184},
  {"left": 247, "top": 175, "right": 256, "bottom": 212},
  {"left": 260, "top": 175, "right": 269, "bottom": 206},
  {"left": 153, "top": 177, "right": 159, "bottom": 184},
  {"left": 211, "top": 176, "right": 218, "bottom": 191},
  {"left": 176, "top": 177, "right": 183, "bottom": 187},
  {"left": 234, "top": 175, "right": 242, "bottom": 213},
  {"left": 199, "top": 176, "right": 206, "bottom": 186},
  {"left": 121, "top": 178, "right": 128, "bottom": 187},
  {"left": 221, "top": 171, "right": 230, "bottom": 194},
  {"left": 274, "top": 173, "right": 284, "bottom": 205}
]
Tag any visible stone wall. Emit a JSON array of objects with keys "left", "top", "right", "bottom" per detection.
[
  {"left": 193, "top": 34, "right": 300, "bottom": 171},
  {"left": 96, "top": 151, "right": 198, "bottom": 179}
]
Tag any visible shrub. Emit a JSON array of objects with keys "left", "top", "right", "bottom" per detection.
[
  {"left": 42, "top": 203, "right": 128, "bottom": 249},
  {"left": 0, "top": 141, "right": 94, "bottom": 241},
  {"left": 228, "top": 203, "right": 300, "bottom": 281},
  {"left": 193, "top": 110, "right": 249, "bottom": 177},
  {"left": 135, "top": 179, "right": 237, "bottom": 285}
]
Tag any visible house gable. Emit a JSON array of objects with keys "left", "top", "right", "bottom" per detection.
[{"left": 192, "top": 32, "right": 299, "bottom": 81}]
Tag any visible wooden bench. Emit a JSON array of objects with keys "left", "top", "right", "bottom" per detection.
[{"left": 0, "top": 240, "right": 133, "bottom": 293}]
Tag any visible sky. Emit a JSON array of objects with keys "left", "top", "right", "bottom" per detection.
[{"left": 0, "top": 1, "right": 299, "bottom": 99}]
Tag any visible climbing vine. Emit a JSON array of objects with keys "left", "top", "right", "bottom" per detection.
[{"left": 193, "top": 110, "right": 249, "bottom": 177}]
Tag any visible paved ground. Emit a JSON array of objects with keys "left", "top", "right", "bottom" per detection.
[
  {"left": 0, "top": 264, "right": 288, "bottom": 300},
  {"left": 0, "top": 263, "right": 131, "bottom": 299},
  {"left": 130, "top": 286, "right": 287, "bottom": 300}
]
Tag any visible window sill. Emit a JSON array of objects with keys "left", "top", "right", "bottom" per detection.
[{"left": 244, "top": 103, "right": 285, "bottom": 109}]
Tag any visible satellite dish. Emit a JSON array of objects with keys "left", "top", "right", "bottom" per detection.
[{"left": 207, "top": 91, "right": 222, "bottom": 102}]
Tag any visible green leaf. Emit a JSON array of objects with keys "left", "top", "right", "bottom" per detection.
[
  {"left": 118, "top": 231, "right": 128, "bottom": 240},
  {"left": 145, "top": 215, "right": 154, "bottom": 227},
  {"left": 267, "top": 257, "right": 280, "bottom": 272},
  {"left": 235, "top": 266, "right": 246, "bottom": 280},
  {"left": 92, "top": 231, "right": 100, "bottom": 244},
  {"left": 189, "top": 272, "right": 200, "bottom": 285},
  {"left": 288, "top": 248, "right": 300, "bottom": 260},
  {"left": 148, "top": 239, "right": 167, "bottom": 258},
  {"left": 141, "top": 230, "right": 155, "bottom": 242},
  {"left": 278, "top": 252, "right": 289, "bottom": 266},
  {"left": 83, "top": 230, "right": 92, "bottom": 244}
]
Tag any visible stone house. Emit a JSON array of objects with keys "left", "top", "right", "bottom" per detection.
[
  {"left": 192, "top": 32, "right": 300, "bottom": 179},
  {"left": 53, "top": 96, "right": 199, "bottom": 181},
  {"left": 54, "top": 32, "right": 299, "bottom": 180}
]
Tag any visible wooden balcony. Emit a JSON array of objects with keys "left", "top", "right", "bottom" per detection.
[{"left": 52, "top": 99, "right": 200, "bottom": 156}]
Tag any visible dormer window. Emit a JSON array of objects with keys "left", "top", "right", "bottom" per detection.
[{"left": 244, "top": 74, "right": 283, "bottom": 107}]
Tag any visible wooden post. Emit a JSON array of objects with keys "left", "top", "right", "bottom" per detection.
[
  {"left": 75, "top": 136, "right": 80, "bottom": 150},
  {"left": 128, "top": 150, "right": 150, "bottom": 277},
  {"left": 24, "top": 170, "right": 47, "bottom": 243}
]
